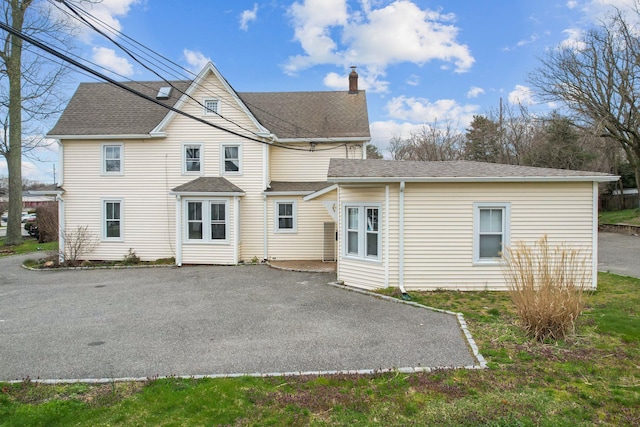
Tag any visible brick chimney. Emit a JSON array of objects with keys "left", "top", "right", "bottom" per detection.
[{"left": 349, "top": 66, "right": 358, "bottom": 94}]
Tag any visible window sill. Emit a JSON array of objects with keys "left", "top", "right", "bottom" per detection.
[
  {"left": 473, "top": 259, "right": 505, "bottom": 267},
  {"left": 342, "top": 254, "right": 382, "bottom": 264},
  {"left": 275, "top": 229, "right": 297, "bottom": 234},
  {"left": 183, "top": 240, "right": 230, "bottom": 245}
]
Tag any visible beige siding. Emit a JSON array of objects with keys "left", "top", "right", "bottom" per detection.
[
  {"left": 266, "top": 193, "right": 336, "bottom": 260},
  {"left": 338, "top": 181, "right": 595, "bottom": 291},
  {"left": 270, "top": 143, "right": 363, "bottom": 182}
]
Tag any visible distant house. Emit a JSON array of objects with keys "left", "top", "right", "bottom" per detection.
[{"left": 48, "top": 62, "right": 617, "bottom": 291}]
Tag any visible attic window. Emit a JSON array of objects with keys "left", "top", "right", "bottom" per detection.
[
  {"left": 156, "top": 86, "right": 172, "bottom": 100},
  {"left": 203, "top": 98, "right": 219, "bottom": 115}
]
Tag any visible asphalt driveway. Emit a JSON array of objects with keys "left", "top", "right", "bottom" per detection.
[
  {"left": 598, "top": 232, "right": 640, "bottom": 279},
  {"left": 0, "top": 254, "right": 477, "bottom": 382}
]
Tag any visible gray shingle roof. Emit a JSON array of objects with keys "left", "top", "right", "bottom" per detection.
[
  {"left": 265, "top": 181, "right": 333, "bottom": 193},
  {"left": 328, "top": 159, "right": 617, "bottom": 182},
  {"left": 49, "top": 81, "right": 190, "bottom": 136},
  {"left": 171, "top": 177, "right": 244, "bottom": 194},
  {"left": 48, "top": 80, "right": 370, "bottom": 140}
]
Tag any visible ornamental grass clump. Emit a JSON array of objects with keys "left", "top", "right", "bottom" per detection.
[{"left": 503, "top": 235, "right": 590, "bottom": 342}]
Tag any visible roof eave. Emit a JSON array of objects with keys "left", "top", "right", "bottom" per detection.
[
  {"left": 328, "top": 176, "right": 620, "bottom": 184},
  {"left": 274, "top": 136, "right": 370, "bottom": 143},
  {"left": 262, "top": 191, "right": 313, "bottom": 197},
  {"left": 303, "top": 184, "right": 338, "bottom": 201},
  {"left": 169, "top": 191, "right": 246, "bottom": 197},
  {"left": 47, "top": 134, "right": 153, "bottom": 140}
]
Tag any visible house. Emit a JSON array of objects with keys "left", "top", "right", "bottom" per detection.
[
  {"left": 48, "top": 62, "right": 617, "bottom": 291},
  {"left": 48, "top": 62, "right": 368, "bottom": 266}
]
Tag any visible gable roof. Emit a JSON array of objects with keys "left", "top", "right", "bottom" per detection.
[
  {"left": 48, "top": 63, "right": 370, "bottom": 141},
  {"left": 170, "top": 177, "right": 245, "bottom": 196},
  {"left": 265, "top": 181, "right": 334, "bottom": 193},
  {"left": 328, "top": 159, "right": 618, "bottom": 183}
]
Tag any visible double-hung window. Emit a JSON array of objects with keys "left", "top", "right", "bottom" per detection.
[
  {"left": 344, "top": 204, "right": 381, "bottom": 261},
  {"left": 103, "top": 199, "right": 123, "bottom": 241},
  {"left": 185, "top": 200, "right": 228, "bottom": 243},
  {"left": 183, "top": 143, "right": 203, "bottom": 174},
  {"left": 221, "top": 144, "right": 242, "bottom": 175},
  {"left": 474, "top": 202, "right": 510, "bottom": 263},
  {"left": 102, "top": 144, "right": 123, "bottom": 174},
  {"left": 275, "top": 201, "right": 296, "bottom": 233}
]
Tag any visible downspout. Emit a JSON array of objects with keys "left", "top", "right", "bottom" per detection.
[
  {"left": 384, "top": 184, "right": 389, "bottom": 288},
  {"left": 175, "top": 195, "right": 182, "bottom": 266},
  {"left": 399, "top": 181, "right": 409, "bottom": 299},
  {"left": 57, "top": 194, "right": 64, "bottom": 264},
  {"left": 263, "top": 195, "right": 268, "bottom": 261},
  {"left": 234, "top": 196, "right": 240, "bottom": 264},
  {"left": 591, "top": 181, "right": 598, "bottom": 290}
]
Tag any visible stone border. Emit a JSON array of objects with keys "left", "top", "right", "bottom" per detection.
[
  {"left": 22, "top": 263, "right": 175, "bottom": 271},
  {"left": 266, "top": 261, "right": 335, "bottom": 274},
  {"left": 599, "top": 223, "right": 640, "bottom": 236}
]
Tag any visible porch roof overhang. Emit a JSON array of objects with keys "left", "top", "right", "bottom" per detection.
[
  {"left": 262, "top": 181, "right": 334, "bottom": 198},
  {"left": 170, "top": 177, "right": 245, "bottom": 197}
]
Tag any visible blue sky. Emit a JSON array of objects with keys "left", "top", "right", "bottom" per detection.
[{"left": 4, "top": 0, "right": 636, "bottom": 182}]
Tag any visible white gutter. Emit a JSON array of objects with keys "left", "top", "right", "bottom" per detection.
[
  {"left": 329, "top": 176, "right": 620, "bottom": 184},
  {"left": 273, "top": 137, "right": 370, "bottom": 143},
  {"left": 168, "top": 191, "right": 245, "bottom": 197},
  {"left": 47, "top": 134, "right": 154, "bottom": 140},
  {"left": 261, "top": 191, "right": 313, "bottom": 197},
  {"left": 592, "top": 181, "right": 598, "bottom": 290},
  {"left": 175, "top": 195, "right": 182, "bottom": 266},
  {"left": 57, "top": 194, "right": 65, "bottom": 265},
  {"left": 385, "top": 185, "right": 389, "bottom": 288},
  {"left": 263, "top": 195, "right": 268, "bottom": 261},
  {"left": 398, "top": 181, "right": 407, "bottom": 296},
  {"left": 57, "top": 141, "right": 64, "bottom": 187},
  {"left": 303, "top": 184, "right": 338, "bottom": 201}
]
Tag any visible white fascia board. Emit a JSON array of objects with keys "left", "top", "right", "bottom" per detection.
[
  {"left": 303, "top": 184, "right": 337, "bottom": 201},
  {"left": 261, "top": 191, "right": 310, "bottom": 197},
  {"left": 274, "top": 137, "right": 370, "bottom": 143},
  {"left": 329, "top": 175, "right": 620, "bottom": 184},
  {"left": 27, "top": 190, "right": 64, "bottom": 196},
  {"left": 151, "top": 62, "right": 269, "bottom": 136},
  {"left": 169, "top": 191, "right": 246, "bottom": 197},
  {"left": 47, "top": 134, "right": 152, "bottom": 140}
]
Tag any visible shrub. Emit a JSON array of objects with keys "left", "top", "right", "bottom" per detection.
[
  {"left": 61, "top": 225, "right": 98, "bottom": 267},
  {"left": 122, "top": 248, "right": 140, "bottom": 265},
  {"left": 35, "top": 202, "right": 58, "bottom": 243},
  {"left": 503, "top": 235, "right": 590, "bottom": 342}
]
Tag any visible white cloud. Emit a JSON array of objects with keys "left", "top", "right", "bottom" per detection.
[
  {"left": 60, "top": 0, "right": 142, "bottom": 43},
  {"left": 559, "top": 28, "right": 587, "bottom": 50},
  {"left": 368, "top": 120, "right": 424, "bottom": 156},
  {"left": 467, "top": 86, "right": 485, "bottom": 98},
  {"left": 285, "top": 0, "right": 474, "bottom": 90},
  {"left": 508, "top": 85, "right": 536, "bottom": 105},
  {"left": 567, "top": 0, "right": 578, "bottom": 9},
  {"left": 406, "top": 74, "right": 420, "bottom": 86},
  {"left": 92, "top": 46, "right": 134, "bottom": 77},
  {"left": 240, "top": 4, "right": 259, "bottom": 31},
  {"left": 183, "top": 49, "right": 212, "bottom": 73},
  {"left": 385, "top": 95, "right": 479, "bottom": 124}
]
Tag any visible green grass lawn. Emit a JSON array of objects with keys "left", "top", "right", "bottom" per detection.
[
  {"left": 1, "top": 273, "right": 638, "bottom": 426},
  {"left": 0, "top": 237, "right": 58, "bottom": 256},
  {"left": 599, "top": 207, "right": 640, "bottom": 225}
]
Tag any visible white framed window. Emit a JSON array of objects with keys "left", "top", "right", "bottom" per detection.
[
  {"left": 203, "top": 98, "right": 219, "bottom": 116},
  {"left": 102, "top": 199, "right": 123, "bottom": 241},
  {"left": 102, "top": 143, "right": 123, "bottom": 175},
  {"left": 343, "top": 203, "right": 381, "bottom": 261},
  {"left": 473, "top": 202, "right": 510, "bottom": 264},
  {"left": 275, "top": 201, "right": 297, "bottom": 233},
  {"left": 221, "top": 144, "right": 242, "bottom": 175},
  {"left": 183, "top": 143, "right": 203, "bottom": 175},
  {"left": 184, "top": 199, "right": 228, "bottom": 243}
]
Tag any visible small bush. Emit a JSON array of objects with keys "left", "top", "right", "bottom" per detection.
[
  {"left": 503, "top": 235, "right": 590, "bottom": 342},
  {"left": 61, "top": 225, "right": 98, "bottom": 267},
  {"left": 122, "top": 248, "right": 140, "bottom": 265}
]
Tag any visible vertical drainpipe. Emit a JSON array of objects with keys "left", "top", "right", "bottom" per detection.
[
  {"left": 234, "top": 196, "right": 240, "bottom": 264},
  {"left": 591, "top": 181, "right": 598, "bottom": 290},
  {"left": 175, "top": 195, "right": 182, "bottom": 266},
  {"left": 57, "top": 194, "right": 65, "bottom": 264},
  {"left": 399, "top": 181, "right": 408, "bottom": 296},
  {"left": 385, "top": 184, "right": 389, "bottom": 288},
  {"left": 263, "top": 195, "right": 268, "bottom": 261}
]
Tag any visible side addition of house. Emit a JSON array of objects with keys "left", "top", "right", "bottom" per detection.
[{"left": 47, "top": 62, "right": 370, "bottom": 267}]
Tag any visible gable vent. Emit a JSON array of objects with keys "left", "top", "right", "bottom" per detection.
[{"left": 156, "top": 86, "right": 172, "bottom": 100}]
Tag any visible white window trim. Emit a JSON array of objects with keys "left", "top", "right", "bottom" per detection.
[
  {"left": 102, "top": 198, "right": 124, "bottom": 242},
  {"left": 473, "top": 202, "right": 511, "bottom": 265},
  {"left": 183, "top": 199, "right": 229, "bottom": 244},
  {"left": 220, "top": 143, "right": 243, "bottom": 176},
  {"left": 342, "top": 203, "right": 382, "bottom": 263},
  {"left": 203, "top": 98, "right": 220, "bottom": 116},
  {"left": 101, "top": 143, "right": 123, "bottom": 175},
  {"left": 274, "top": 200, "right": 297, "bottom": 233},
  {"left": 182, "top": 143, "right": 204, "bottom": 175}
]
